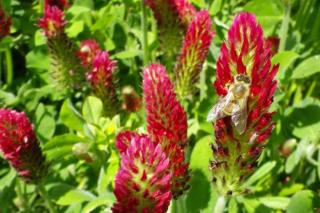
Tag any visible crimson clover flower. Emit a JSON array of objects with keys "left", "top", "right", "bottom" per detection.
[
  {"left": 39, "top": 6, "right": 66, "bottom": 39},
  {"left": 87, "top": 51, "right": 119, "bottom": 116},
  {"left": 0, "top": 6, "right": 11, "bottom": 40},
  {"left": 209, "top": 12, "right": 279, "bottom": 195},
  {"left": 78, "top": 39, "right": 102, "bottom": 69},
  {"left": 175, "top": 10, "right": 214, "bottom": 99},
  {"left": 143, "top": 64, "right": 190, "bottom": 198},
  {"left": 112, "top": 135, "right": 172, "bottom": 213},
  {"left": 145, "top": 0, "right": 196, "bottom": 58},
  {"left": 0, "top": 109, "right": 47, "bottom": 183},
  {"left": 38, "top": 5, "right": 85, "bottom": 91}
]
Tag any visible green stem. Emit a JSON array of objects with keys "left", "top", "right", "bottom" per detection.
[
  {"left": 171, "top": 199, "right": 178, "bottom": 213},
  {"left": 141, "top": 0, "right": 149, "bottom": 65},
  {"left": 213, "top": 196, "right": 226, "bottom": 213},
  {"left": 4, "top": 48, "right": 13, "bottom": 86},
  {"left": 278, "top": 4, "right": 291, "bottom": 52},
  {"left": 306, "top": 80, "right": 316, "bottom": 97},
  {"left": 16, "top": 179, "right": 29, "bottom": 211},
  {"left": 38, "top": 183, "right": 56, "bottom": 213}
]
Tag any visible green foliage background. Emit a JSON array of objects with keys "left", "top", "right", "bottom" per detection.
[{"left": 0, "top": 0, "right": 320, "bottom": 212}]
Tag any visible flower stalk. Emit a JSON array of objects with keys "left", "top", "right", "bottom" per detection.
[
  {"left": 141, "top": 0, "right": 149, "bottom": 65},
  {"left": 38, "top": 183, "right": 56, "bottom": 213},
  {"left": 4, "top": 48, "right": 13, "bottom": 85},
  {"left": 279, "top": 4, "right": 291, "bottom": 52}
]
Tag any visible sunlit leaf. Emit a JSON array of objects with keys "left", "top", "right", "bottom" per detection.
[
  {"left": 56, "top": 189, "right": 96, "bottom": 205},
  {"left": 287, "top": 190, "right": 314, "bottom": 213},
  {"left": 291, "top": 55, "right": 320, "bottom": 79}
]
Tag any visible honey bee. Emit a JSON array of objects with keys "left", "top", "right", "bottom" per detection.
[{"left": 207, "top": 74, "right": 251, "bottom": 134}]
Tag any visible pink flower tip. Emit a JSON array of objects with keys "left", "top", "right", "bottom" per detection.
[
  {"left": 116, "top": 131, "right": 141, "bottom": 154},
  {"left": 78, "top": 39, "right": 101, "bottom": 68},
  {"left": 112, "top": 135, "right": 172, "bottom": 213},
  {"left": 38, "top": 6, "right": 66, "bottom": 38},
  {"left": 87, "top": 51, "right": 117, "bottom": 88}
]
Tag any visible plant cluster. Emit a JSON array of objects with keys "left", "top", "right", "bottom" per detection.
[{"left": 0, "top": 0, "right": 319, "bottom": 212}]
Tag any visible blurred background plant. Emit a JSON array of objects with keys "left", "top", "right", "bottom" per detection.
[{"left": 0, "top": 0, "right": 319, "bottom": 212}]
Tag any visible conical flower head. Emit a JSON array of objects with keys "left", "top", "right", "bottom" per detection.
[
  {"left": 39, "top": 6, "right": 65, "bottom": 38},
  {"left": 0, "top": 6, "right": 11, "bottom": 39},
  {"left": 145, "top": 0, "right": 196, "bottom": 59},
  {"left": 175, "top": 10, "right": 214, "bottom": 99},
  {"left": 87, "top": 51, "right": 119, "bottom": 116},
  {"left": 0, "top": 109, "right": 47, "bottom": 183},
  {"left": 38, "top": 5, "right": 85, "bottom": 92},
  {"left": 78, "top": 39, "right": 101, "bottom": 68},
  {"left": 143, "top": 64, "right": 190, "bottom": 198},
  {"left": 209, "top": 12, "right": 279, "bottom": 195},
  {"left": 112, "top": 135, "right": 172, "bottom": 213}
]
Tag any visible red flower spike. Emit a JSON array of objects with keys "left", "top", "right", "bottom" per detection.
[
  {"left": 44, "top": 0, "right": 69, "bottom": 10},
  {"left": 209, "top": 12, "right": 279, "bottom": 196},
  {"left": 87, "top": 51, "right": 119, "bottom": 116},
  {"left": 0, "top": 109, "right": 47, "bottom": 183},
  {"left": 78, "top": 39, "right": 101, "bottom": 68},
  {"left": 0, "top": 6, "right": 11, "bottom": 39},
  {"left": 145, "top": 0, "right": 196, "bottom": 58},
  {"left": 112, "top": 135, "right": 172, "bottom": 213},
  {"left": 143, "top": 64, "right": 190, "bottom": 198},
  {"left": 38, "top": 6, "right": 65, "bottom": 38},
  {"left": 175, "top": 10, "right": 214, "bottom": 99}
]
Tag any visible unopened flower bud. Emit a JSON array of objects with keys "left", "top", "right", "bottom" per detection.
[{"left": 72, "top": 142, "right": 93, "bottom": 163}]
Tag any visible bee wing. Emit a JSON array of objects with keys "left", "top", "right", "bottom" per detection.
[
  {"left": 206, "top": 93, "right": 232, "bottom": 122},
  {"left": 231, "top": 97, "right": 248, "bottom": 135}
]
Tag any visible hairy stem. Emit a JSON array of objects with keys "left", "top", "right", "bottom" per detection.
[
  {"left": 279, "top": 4, "right": 291, "bottom": 52},
  {"left": 141, "top": 0, "right": 149, "bottom": 65}
]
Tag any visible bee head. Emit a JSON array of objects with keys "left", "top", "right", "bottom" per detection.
[{"left": 235, "top": 74, "right": 250, "bottom": 84}]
